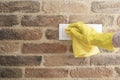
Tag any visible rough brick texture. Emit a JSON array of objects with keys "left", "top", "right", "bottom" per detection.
[
  {"left": 0, "top": 1, "right": 40, "bottom": 13},
  {"left": 0, "top": 42, "right": 20, "bottom": 54},
  {"left": 25, "top": 68, "right": 68, "bottom": 78},
  {"left": 21, "top": 15, "right": 67, "bottom": 27},
  {"left": 115, "top": 67, "right": 120, "bottom": 76},
  {"left": 45, "top": 29, "right": 58, "bottom": 40},
  {"left": 44, "top": 55, "right": 89, "bottom": 66},
  {"left": 117, "top": 16, "right": 120, "bottom": 27},
  {"left": 0, "top": 68, "right": 22, "bottom": 78},
  {"left": 22, "top": 43, "right": 67, "bottom": 53},
  {"left": 0, "top": 15, "right": 18, "bottom": 26},
  {"left": 0, "top": 29, "right": 42, "bottom": 40},
  {"left": 69, "top": 15, "right": 114, "bottom": 26},
  {"left": 70, "top": 67, "right": 113, "bottom": 78},
  {"left": 90, "top": 55, "right": 120, "bottom": 65},
  {"left": 69, "top": 45, "right": 73, "bottom": 52},
  {"left": 42, "top": 0, "right": 89, "bottom": 13},
  {"left": 0, "top": 56, "right": 42, "bottom": 66},
  {"left": 91, "top": 1, "right": 120, "bottom": 13}
]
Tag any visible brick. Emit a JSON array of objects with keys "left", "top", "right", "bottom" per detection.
[
  {"left": 0, "top": 42, "right": 20, "bottom": 54},
  {"left": 22, "top": 43, "right": 67, "bottom": 53},
  {"left": 117, "top": 16, "right": 120, "bottom": 27},
  {"left": 69, "top": 15, "right": 114, "bottom": 26},
  {"left": 91, "top": 1, "right": 120, "bottom": 13},
  {"left": 115, "top": 67, "right": 120, "bottom": 76},
  {"left": 90, "top": 55, "right": 120, "bottom": 65},
  {"left": 0, "top": 79, "right": 117, "bottom": 80},
  {"left": 0, "top": 68, "right": 22, "bottom": 78},
  {"left": 21, "top": 15, "right": 67, "bottom": 27},
  {"left": 42, "top": 0, "right": 89, "bottom": 14},
  {"left": 69, "top": 45, "right": 73, "bottom": 52},
  {"left": 0, "top": 15, "right": 18, "bottom": 26},
  {"left": 0, "top": 56, "right": 42, "bottom": 66},
  {"left": 99, "top": 48, "right": 112, "bottom": 53},
  {"left": 0, "top": 1, "right": 40, "bottom": 13},
  {"left": 44, "top": 55, "right": 89, "bottom": 66},
  {"left": 106, "top": 28, "right": 120, "bottom": 32},
  {"left": 0, "top": 29, "right": 42, "bottom": 40},
  {"left": 70, "top": 67, "right": 113, "bottom": 78},
  {"left": 86, "top": 79, "right": 117, "bottom": 80},
  {"left": 45, "top": 29, "right": 58, "bottom": 40},
  {"left": 25, "top": 68, "right": 68, "bottom": 78}
]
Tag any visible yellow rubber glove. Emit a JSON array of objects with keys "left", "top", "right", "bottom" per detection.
[{"left": 65, "top": 22, "right": 115, "bottom": 58}]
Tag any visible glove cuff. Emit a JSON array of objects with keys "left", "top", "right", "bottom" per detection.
[{"left": 90, "top": 32, "right": 115, "bottom": 51}]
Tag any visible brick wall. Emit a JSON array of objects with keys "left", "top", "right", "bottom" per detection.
[{"left": 0, "top": 0, "right": 120, "bottom": 80}]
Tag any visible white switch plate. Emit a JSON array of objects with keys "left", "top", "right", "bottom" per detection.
[{"left": 59, "top": 24, "right": 102, "bottom": 40}]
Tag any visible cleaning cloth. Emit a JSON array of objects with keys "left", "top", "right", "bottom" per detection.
[{"left": 65, "top": 22, "right": 115, "bottom": 58}]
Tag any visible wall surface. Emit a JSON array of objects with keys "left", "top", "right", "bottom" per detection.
[{"left": 0, "top": 0, "right": 120, "bottom": 80}]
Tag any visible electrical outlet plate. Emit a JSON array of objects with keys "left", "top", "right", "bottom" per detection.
[{"left": 59, "top": 24, "right": 102, "bottom": 40}]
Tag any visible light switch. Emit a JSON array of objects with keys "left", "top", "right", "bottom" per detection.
[{"left": 59, "top": 24, "right": 102, "bottom": 40}]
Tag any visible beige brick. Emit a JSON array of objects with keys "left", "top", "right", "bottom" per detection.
[
  {"left": 70, "top": 67, "right": 113, "bottom": 78},
  {"left": 44, "top": 55, "right": 89, "bottom": 66},
  {"left": 0, "top": 42, "right": 20, "bottom": 54},
  {"left": 91, "top": 1, "right": 120, "bottom": 13},
  {"left": 69, "top": 15, "right": 114, "bottom": 26},
  {"left": 21, "top": 15, "right": 67, "bottom": 27},
  {"left": 90, "top": 55, "right": 120, "bottom": 65},
  {"left": 117, "top": 16, "right": 120, "bottom": 27},
  {"left": 22, "top": 43, "right": 67, "bottom": 54},
  {"left": 25, "top": 68, "right": 68, "bottom": 78},
  {"left": 0, "top": 1, "right": 40, "bottom": 13},
  {"left": 42, "top": 0, "right": 89, "bottom": 14}
]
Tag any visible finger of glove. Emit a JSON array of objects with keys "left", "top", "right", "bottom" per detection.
[
  {"left": 68, "top": 22, "right": 83, "bottom": 29},
  {"left": 71, "top": 22, "right": 89, "bottom": 34},
  {"left": 78, "top": 23, "right": 97, "bottom": 36},
  {"left": 68, "top": 22, "right": 96, "bottom": 34},
  {"left": 65, "top": 27, "right": 82, "bottom": 36},
  {"left": 65, "top": 28, "right": 77, "bottom": 39},
  {"left": 70, "top": 29, "right": 84, "bottom": 40}
]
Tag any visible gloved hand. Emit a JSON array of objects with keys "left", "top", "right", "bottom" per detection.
[
  {"left": 65, "top": 22, "right": 115, "bottom": 57},
  {"left": 70, "top": 35, "right": 100, "bottom": 57}
]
